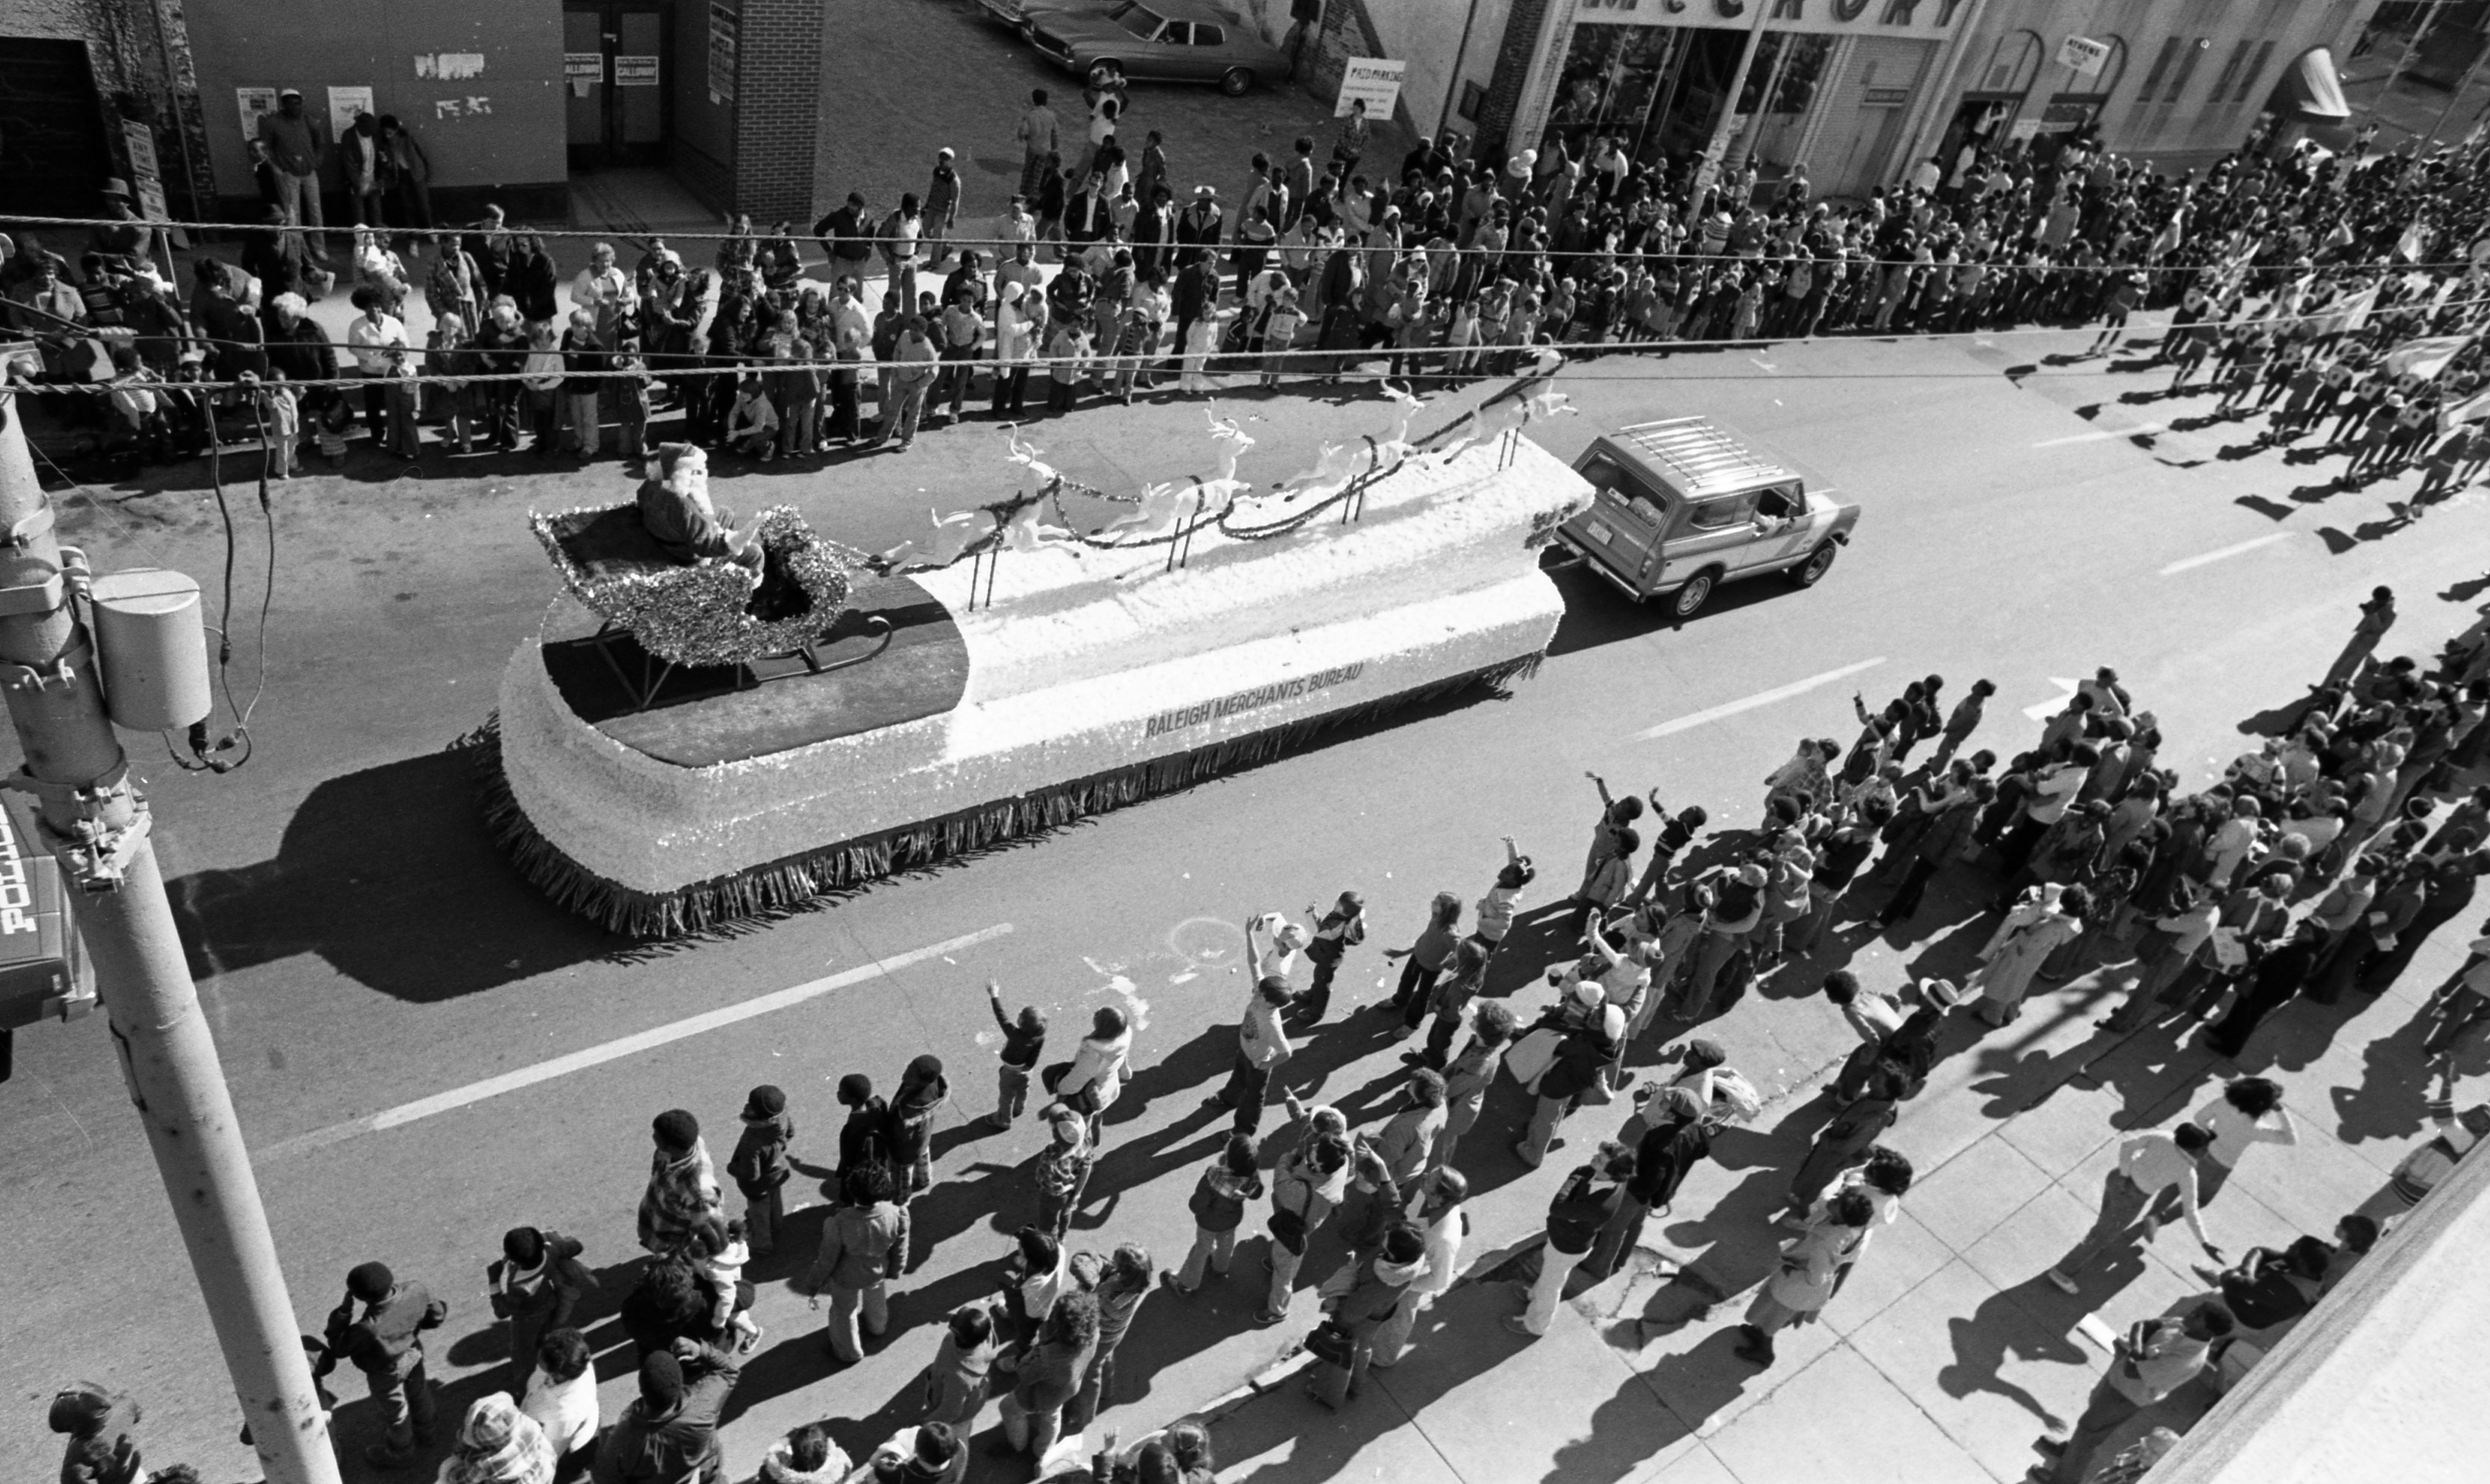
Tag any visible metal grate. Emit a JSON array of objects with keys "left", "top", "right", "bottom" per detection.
[{"left": 1611, "top": 417, "right": 1790, "bottom": 499}]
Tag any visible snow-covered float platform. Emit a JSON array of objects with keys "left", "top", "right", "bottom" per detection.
[{"left": 476, "top": 430, "right": 1592, "bottom": 937}]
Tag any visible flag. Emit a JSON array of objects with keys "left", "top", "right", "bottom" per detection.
[
  {"left": 2310, "top": 282, "right": 2378, "bottom": 336},
  {"left": 2397, "top": 219, "right": 2430, "bottom": 261},
  {"left": 2385, "top": 332, "right": 2473, "bottom": 381},
  {"left": 2439, "top": 384, "right": 2490, "bottom": 434}
]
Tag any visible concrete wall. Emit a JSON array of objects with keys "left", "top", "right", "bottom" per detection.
[
  {"left": 0, "top": 0, "right": 216, "bottom": 217},
  {"left": 675, "top": 0, "right": 733, "bottom": 212},
  {"left": 1943, "top": 0, "right": 2383, "bottom": 174},
  {"left": 181, "top": 0, "right": 564, "bottom": 213}
]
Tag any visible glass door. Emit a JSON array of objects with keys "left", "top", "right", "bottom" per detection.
[{"left": 565, "top": 1, "right": 671, "bottom": 170}]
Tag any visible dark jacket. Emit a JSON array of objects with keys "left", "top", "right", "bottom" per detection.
[
  {"left": 588, "top": 1339, "right": 743, "bottom": 1484},
  {"left": 487, "top": 1230, "right": 593, "bottom": 1329},
  {"left": 1629, "top": 1119, "right": 1713, "bottom": 1209},
  {"left": 1545, "top": 1164, "right": 1625, "bottom": 1255},
  {"left": 725, "top": 1111, "right": 796, "bottom": 1198},
  {"left": 838, "top": 1098, "right": 891, "bottom": 1179},
  {"left": 321, "top": 1281, "right": 447, "bottom": 1381}
]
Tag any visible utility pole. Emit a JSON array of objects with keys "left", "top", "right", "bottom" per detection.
[
  {"left": 1686, "top": 0, "right": 1774, "bottom": 225},
  {"left": 2370, "top": 0, "right": 2451, "bottom": 126},
  {"left": 2424, "top": 21, "right": 2490, "bottom": 146},
  {"left": 0, "top": 398, "right": 339, "bottom": 1482}
]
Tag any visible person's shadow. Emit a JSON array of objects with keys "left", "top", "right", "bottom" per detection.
[{"left": 1938, "top": 1280, "right": 2083, "bottom": 1429}]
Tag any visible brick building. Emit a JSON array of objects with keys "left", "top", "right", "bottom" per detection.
[{"left": 0, "top": 0, "right": 831, "bottom": 229}]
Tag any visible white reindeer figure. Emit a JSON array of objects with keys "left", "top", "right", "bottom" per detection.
[
  {"left": 878, "top": 505, "right": 993, "bottom": 570},
  {"left": 1108, "top": 410, "right": 1258, "bottom": 540}
]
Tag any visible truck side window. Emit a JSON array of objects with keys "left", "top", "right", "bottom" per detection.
[
  {"left": 1755, "top": 485, "right": 1800, "bottom": 520},
  {"left": 1688, "top": 495, "right": 1751, "bottom": 530}
]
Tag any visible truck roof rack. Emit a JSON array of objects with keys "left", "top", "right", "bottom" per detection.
[{"left": 1611, "top": 417, "right": 1793, "bottom": 499}]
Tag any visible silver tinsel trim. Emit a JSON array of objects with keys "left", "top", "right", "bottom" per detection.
[{"left": 530, "top": 504, "right": 861, "bottom": 670}]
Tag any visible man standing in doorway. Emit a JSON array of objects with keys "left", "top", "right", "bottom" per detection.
[{"left": 256, "top": 88, "right": 332, "bottom": 261}]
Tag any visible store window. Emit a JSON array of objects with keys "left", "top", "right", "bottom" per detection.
[
  {"left": 2136, "top": 36, "right": 2181, "bottom": 100},
  {"left": 2165, "top": 36, "right": 2209, "bottom": 101},
  {"left": 2234, "top": 39, "right": 2277, "bottom": 103}
]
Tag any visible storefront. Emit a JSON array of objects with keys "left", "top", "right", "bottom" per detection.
[
  {"left": 1910, "top": 1, "right": 2379, "bottom": 184},
  {"left": 1484, "top": 0, "right": 1975, "bottom": 198}
]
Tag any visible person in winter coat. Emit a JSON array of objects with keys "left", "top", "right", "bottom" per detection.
[
  {"left": 999, "top": 1226, "right": 1074, "bottom": 1352},
  {"left": 2354, "top": 1058, "right": 2490, "bottom": 1229},
  {"left": 588, "top": 1343, "right": 742, "bottom": 1484},
  {"left": 725, "top": 1085, "right": 795, "bottom": 1259},
  {"left": 835, "top": 1074, "right": 891, "bottom": 1183},
  {"left": 1433, "top": 1000, "right": 1515, "bottom": 1171},
  {"left": 888, "top": 1055, "right": 948, "bottom": 1200},
  {"left": 1510, "top": 1144, "right": 1635, "bottom": 1337},
  {"left": 432, "top": 1394, "right": 553, "bottom": 1484},
  {"left": 315, "top": 1261, "right": 448, "bottom": 1467},
  {"left": 1051, "top": 1006, "right": 1134, "bottom": 1142},
  {"left": 1516, "top": 984, "right": 1624, "bottom": 1168},
  {"left": 1000, "top": 1290, "right": 1098, "bottom": 1460},
  {"left": 1972, "top": 885, "right": 2089, "bottom": 1027},
  {"left": 1370, "top": 1168, "right": 1467, "bottom": 1367},
  {"left": 1732, "top": 1189, "right": 1875, "bottom": 1368},
  {"left": 487, "top": 1226, "right": 593, "bottom": 1397},
  {"left": 1307, "top": 1223, "right": 1427, "bottom": 1407},
  {"left": 1260, "top": 1098, "right": 1354, "bottom": 1325},
  {"left": 1590, "top": 1086, "right": 1714, "bottom": 1278},
  {"left": 922, "top": 1307, "right": 997, "bottom": 1431},
  {"left": 800, "top": 1165, "right": 908, "bottom": 1364},
  {"left": 985, "top": 979, "right": 1049, "bottom": 1129},
  {"left": 1782, "top": 1067, "right": 1905, "bottom": 1219},
  {"left": 1031, "top": 1106, "right": 1096, "bottom": 1241},
  {"left": 1066, "top": 1242, "right": 1152, "bottom": 1429},
  {"left": 48, "top": 1382, "right": 142, "bottom": 1484},
  {"left": 1371, "top": 1070, "right": 1448, "bottom": 1186},
  {"left": 1169, "top": 1134, "right": 1267, "bottom": 1293},
  {"left": 753, "top": 1423, "right": 850, "bottom": 1484},
  {"left": 638, "top": 1109, "right": 723, "bottom": 1255}
]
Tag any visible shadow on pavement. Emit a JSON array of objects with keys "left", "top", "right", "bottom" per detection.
[{"left": 170, "top": 746, "right": 624, "bottom": 1002}]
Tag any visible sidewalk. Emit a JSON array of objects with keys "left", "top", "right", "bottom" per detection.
[{"left": 1187, "top": 904, "right": 2477, "bottom": 1484}]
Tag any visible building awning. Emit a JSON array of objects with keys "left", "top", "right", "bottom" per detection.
[{"left": 2273, "top": 47, "right": 2351, "bottom": 122}]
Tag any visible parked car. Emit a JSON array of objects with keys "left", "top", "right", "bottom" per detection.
[
  {"left": 1015, "top": 0, "right": 1287, "bottom": 95},
  {"left": 1554, "top": 417, "right": 1859, "bottom": 619}
]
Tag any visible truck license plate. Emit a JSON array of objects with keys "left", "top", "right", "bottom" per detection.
[{"left": 1584, "top": 520, "right": 1613, "bottom": 547}]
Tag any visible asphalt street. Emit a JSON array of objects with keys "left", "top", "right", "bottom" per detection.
[{"left": 4, "top": 322, "right": 2487, "bottom": 1480}]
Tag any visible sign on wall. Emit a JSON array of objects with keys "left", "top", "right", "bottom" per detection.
[
  {"left": 1335, "top": 58, "right": 1407, "bottom": 119},
  {"left": 709, "top": 2, "right": 739, "bottom": 104},
  {"left": 1573, "top": 0, "right": 1972, "bottom": 40},
  {"left": 416, "top": 53, "right": 487, "bottom": 80},
  {"left": 235, "top": 86, "right": 277, "bottom": 147},
  {"left": 2057, "top": 35, "right": 2112, "bottom": 77},
  {"left": 615, "top": 55, "right": 660, "bottom": 87},
  {"left": 565, "top": 52, "right": 605, "bottom": 82},
  {"left": 325, "top": 85, "right": 374, "bottom": 136},
  {"left": 120, "top": 119, "right": 171, "bottom": 225}
]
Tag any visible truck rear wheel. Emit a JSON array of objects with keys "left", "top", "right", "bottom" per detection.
[{"left": 1670, "top": 570, "right": 1717, "bottom": 618}]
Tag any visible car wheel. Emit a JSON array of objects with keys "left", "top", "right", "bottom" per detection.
[
  {"left": 1670, "top": 570, "right": 1717, "bottom": 619},
  {"left": 1787, "top": 542, "right": 1837, "bottom": 588},
  {"left": 1220, "top": 67, "right": 1254, "bottom": 96}
]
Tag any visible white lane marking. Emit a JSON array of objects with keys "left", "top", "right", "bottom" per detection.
[
  {"left": 1633, "top": 658, "right": 1886, "bottom": 741},
  {"left": 2158, "top": 531, "right": 2294, "bottom": 576},
  {"left": 2023, "top": 677, "right": 2083, "bottom": 722},
  {"left": 2034, "top": 422, "right": 2168, "bottom": 447},
  {"left": 258, "top": 923, "right": 1015, "bottom": 1159}
]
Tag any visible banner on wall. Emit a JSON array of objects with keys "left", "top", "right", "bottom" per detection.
[
  {"left": 2056, "top": 36, "right": 2112, "bottom": 77},
  {"left": 326, "top": 85, "right": 374, "bottom": 136},
  {"left": 235, "top": 86, "right": 277, "bottom": 147}
]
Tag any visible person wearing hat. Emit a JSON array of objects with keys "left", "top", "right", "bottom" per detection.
[
  {"left": 255, "top": 88, "right": 331, "bottom": 257},
  {"left": 313, "top": 1261, "right": 448, "bottom": 1467},
  {"left": 486, "top": 1226, "right": 591, "bottom": 1398},
  {"left": 591, "top": 1340, "right": 745, "bottom": 1484},
  {"left": 84, "top": 178, "right": 154, "bottom": 280},
  {"left": 639, "top": 1108, "right": 724, "bottom": 1255},
  {"left": 725, "top": 1085, "right": 796, "bottom": 1259}
]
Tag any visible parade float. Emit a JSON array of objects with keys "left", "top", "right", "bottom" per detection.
[{"left": 474, "top": 376, "right": 1591, "bottom": 937}]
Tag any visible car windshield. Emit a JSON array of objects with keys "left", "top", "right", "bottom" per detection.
[{"left": 1108, "top": 1, "right": 1164, "bottom": 38}]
